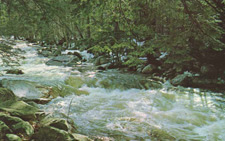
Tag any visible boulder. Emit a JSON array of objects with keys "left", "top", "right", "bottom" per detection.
[
  {"left": 6, "top": 69, "right": 24, "bottom": 75},
  {"left": 31, "top": 126, "right": 73, "bottom": 141},
  {"left": 97, "top": 63, "right": 111, "bottom": 70},
  {"left": 0, "top": 101, "right": 39, "bottom": 120},
  {"left": 40, "top": 117, "right": 71, "bottom": 131},
  {"left": 0, "top": 88, "right": 17, "bottom": 102},
  {"left": 142, "top": 64, "right": 156, "bottom": 74},
  {"left": 46, "top": 55, "right": 80, "bottom": 66},
  {"left": 41, "top": 50, "right": 52, "bottom": 57},
  {"left": 0, "top": 121, "right": 12, "bottom": 135},
  {"left": 5, "top": 134, "right": 22, "bottom": 141},
  {"left": 72, "top": 133, "right": 93, "bottom": 141},
  {"left": 67, "top": 51, "right": 83, "bottom": 60},
  {"left": 0, "top": 113, "right": 34, "bottom": 136},
  {"left": 170, "top": 73, "right": 191, "bottom": 86},
  {"left": 12, "top": 121, "right": 34, "bottom": 136}
]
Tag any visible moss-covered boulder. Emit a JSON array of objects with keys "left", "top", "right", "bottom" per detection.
[
  {"left": 65, "top": 76, "right": 84, "bottom": 88},
  {"left": 0, "top": 121, "right": 12, "bottom": 136},
  {"left": 31, "top": 126, "right": 73, "bottom": 141},
  {"left": 0, "top": 101, "right": 39, "bottom": 120},
  {"left": 5, "top": 134, "right": 22, "bottom": 141},
  {"left": 0, "top": 88, "right": 17, "bottom": 102},
  {"left": 40, "top": 117, "right": 72, "bottom": 131},
  {"left": 72, "top": 133, "right": 93, "bottom": 141},
  {"left": 0, "top": 113, "right": 34, "bottom": 137},
  {"left": 12, "top": 121, "right": 34, "bottom": 136}
]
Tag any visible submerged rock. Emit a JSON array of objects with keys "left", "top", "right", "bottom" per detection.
[
  {"left": 46, "top": 55, "right": 80, "bottom": 66},
  {"left": 6, "top": 69, "right": 24, "bottom": 75}
]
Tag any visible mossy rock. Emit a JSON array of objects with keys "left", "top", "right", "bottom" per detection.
[
  {"left": 31, "top": 126, "right": 73, "bottom": 141},
  {"left": 0, "top": 88, "right": 17, "bottom": 102},
  {"left": 65, "top": 76, "right": 84, "bottom": 88},
  {"left": 5, "top": 134, "right": 22, "bottom": 141},
  {"left": 0, "top": 113, "right": 34, "bottom": 136},
  {"left": 12, "top": 121, "right": 34, "bottom": 136},
  {"left": 0, "top": 121, "right": 12, "bottom": 136},
  {"left": 40, "top": 117, "right": 71, "bottom": 131},
  {"left": 0, "top": 101, "right": 39, "bottom": 120},
  {"left": 74, "top": 89, "right": 89, "bottom": 96},
  {"left": 72, "top": 133, "right": 93, "bottom": 141}
]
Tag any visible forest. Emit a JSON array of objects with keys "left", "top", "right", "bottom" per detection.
[
  {"left": 0, "top": 0, "right": 224, "bottom": 77},
  {"left": 0, "top": 0, "right": 225, "bottom": 140}
]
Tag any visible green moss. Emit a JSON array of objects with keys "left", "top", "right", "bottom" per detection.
[{"left": 65, "top": 76, "right": 84, "bottom": 88}]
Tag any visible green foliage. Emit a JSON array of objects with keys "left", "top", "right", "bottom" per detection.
[{"left": 0, "top": 0, "right": 224, "bottom": 74}]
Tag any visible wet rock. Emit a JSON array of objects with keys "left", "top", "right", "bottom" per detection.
[
  {"left": 97, "top": 63, "right": 111, "bottom": 70},
  {"left": 68, "top": 51, "right": 83, "bottom": 60},
  {"left": 170, "top": 73, "right": 191, "bottom": 86},
  {"left": 72, "top": 133, "right": 93, "bottom": 141},
  {"left": 25, "top": 98, "right": 52, "bottom": 104},
  {"left": 40, "top": 117, "right": 72, "bottom": 131},
  {"left": 31, "top": 126, "right": 73, "bottom": 141},
  {"left": 142, "top": 64, "right": 156, "bottom": 74},
  {"left": 0, "top": 88, "right": 17, "bottom": 102},
  {"left": 6, "top": 69, "right": 24, "bottom": 75},
  {"left": 1, "top": 80, "right": 44, "bottom": 99},
  {"left": 0, "top": 113, "right": 34, "bottom": 136},
  {"left": 0, "top": 101, "right": 39, "bottom": 120},
  {"left": 41, "top": 50, "right": 52, "bottom": 57},
  {"left": 65, "top": 76, "right": 84, "bottom": 88},
  {"left": 5, "top": 134, "right": 22, "bottom": 141},
  {"left": 46, "top": 55, "right": 80, "bottom": 66}
]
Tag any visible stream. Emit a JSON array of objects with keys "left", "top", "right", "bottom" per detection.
[{"left": 1, "top": 40, "right": 225, "bottom": 140}]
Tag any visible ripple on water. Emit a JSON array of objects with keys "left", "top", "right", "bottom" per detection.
[{"left": 40, "top": 87, "right": 225, "bottom": 140}]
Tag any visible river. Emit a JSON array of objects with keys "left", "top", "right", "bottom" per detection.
[{"left": 1, "top": 40, "right": 225, "bottom": 140}]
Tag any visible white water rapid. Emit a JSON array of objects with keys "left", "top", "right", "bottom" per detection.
[{"left": 1, "top": 40, "right": 225, "bottom": 140}]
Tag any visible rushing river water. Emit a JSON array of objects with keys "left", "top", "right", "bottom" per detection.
[{"left": 1, "top": 40, "right": 225, "bottom": 140}]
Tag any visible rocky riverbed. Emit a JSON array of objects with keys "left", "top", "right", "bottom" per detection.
[{"left": 0, "top": 39, "right": 225, "bottom": 140}]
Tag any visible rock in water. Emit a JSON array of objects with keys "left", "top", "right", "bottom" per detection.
[
  {"left": 46, "top": 55, "right": 80, "bottom": 66},
  {"left": 170, "top": 74, "right": 190, "bottom": 86},
  {"left": 0, "top": 88, "right": 17, "bottom": 102},
  {"left": 6, "top": 69, "right": 24, "bottom": 75}
]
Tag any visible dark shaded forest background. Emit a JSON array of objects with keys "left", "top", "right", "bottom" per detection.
[{"left": 0, "top": 0, "right": 225, "bottom": 79}]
